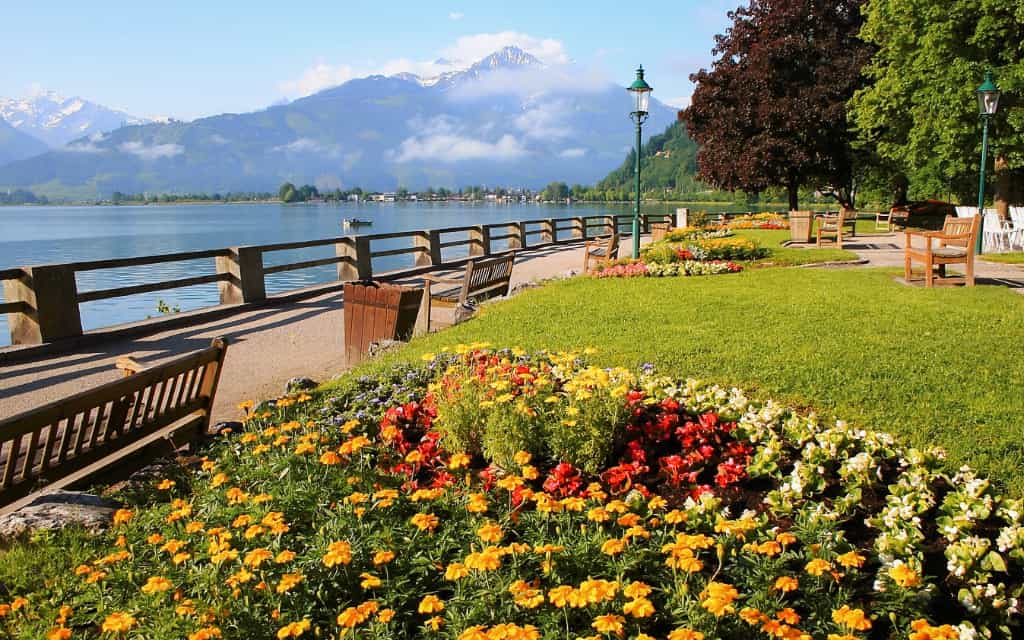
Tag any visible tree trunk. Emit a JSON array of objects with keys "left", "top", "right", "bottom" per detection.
[
  {"left": 890, "top": 173, "right": 909, "bottom": 208},
  {"left": 994, "top": 155, "right": 1011, "bottom": 218},
  {"left": 787, "top": 177, "right": 799, "bottom": 211}
]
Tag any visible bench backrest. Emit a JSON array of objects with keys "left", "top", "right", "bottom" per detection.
[
  {"left": 459, "top": 254, "right": 515, "bottom": 303},
  {"left": 0, "top": 338, "right": 227, "bottom": 508},
  {"left": 941, "top": 215, "right": 979, "bottom": 249}
]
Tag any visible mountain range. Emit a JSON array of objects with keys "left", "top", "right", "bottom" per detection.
[
  {"left": 0, "top": 117, "right": 48, "bottom": 166},
  {"left": 0, "top": 91, "right": 151, "bottom": 148},
  {"left": 0, "top": 47, "right": 677, "bottom": 198}
]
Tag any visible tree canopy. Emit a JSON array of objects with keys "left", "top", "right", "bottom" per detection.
[
  {"left": 682, "top": 0, "right": 871, "bottom": 210},
  {"left": 849, "top": 0, "right": 1024, "bottom": 208}
]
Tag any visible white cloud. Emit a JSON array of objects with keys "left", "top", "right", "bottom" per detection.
[
  {"left": 208, "top": 133, "right": 229, "bottom": 145},
  {"left": 449, "top": 64, "right": 609, "bottom": 101},
  {"left": 439, "top": 31, "right": 568, "bottom": 65},
  {"left": 559, "top": 147, "right": 587, "bottom": 158},
  {"left": 448, "top": 11, "right": 464, "bottom": 20},
  {"left": 514, "top": 101, "right": 575, "bottom": 140},
  {"left": 279, "top": 31, "right": 574, "bottom": 98},
  {"left": 662, "top": 95, "right": 691, "bottom": 109},
  {"left": 279, "top": 62, "right": 359, "bottom": 97},
  {"left": 64, "top": 141, "right": 105, "bottom": 153},
  {"left": 393, "top": 115, "right": 526, "bottom": 162},
  {"left": 394, "top": 133, "right": 526, "bottom": 163},
  {"left": 118, "top": 141, "right": 183, "bottom": 160}
]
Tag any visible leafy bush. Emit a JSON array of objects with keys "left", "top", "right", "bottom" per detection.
[{"left": 689, "top": 237, "right": 768, "bottom": 261}]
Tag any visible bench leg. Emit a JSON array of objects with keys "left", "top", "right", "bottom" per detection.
[
  {"left": 904, "top": 254, "right": 912, "bottom": 283},
  {"left": 966, "top": 259, "right": 975, "bottom": 287},
  {"left": 416, "top": 283, "right": 432, "bottom": 335}
]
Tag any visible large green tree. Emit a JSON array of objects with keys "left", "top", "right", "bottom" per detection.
[
  {"left": 850, "top": 0, "right": 1024, "bottom": 210},
  {"left": 682, "top": 0, "right": 871, "bottom": 211}
]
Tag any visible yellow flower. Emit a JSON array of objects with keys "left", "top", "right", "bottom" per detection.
[
  {"left": 477, "top": 522, "right": 504, "bottom": 543},
  {"left": 888, "top": 562, "right": 922, "bottom": 588},
  {"left": 465, "top": 547, "right": 503, "bottom": 571},
  {"left": 112, "top": 509, "right": 133, "bottom": 526},
  {"left": 740, "top": 608, "right": 768, "bottom": 626},
  {"left": 156, "top": 479, "right": 176, "bottom": 490},
  {"left": 701, "top": 582, "right": 739, "bottom": 617},
  {"left": 245, "top": 548, "right": 273, "bottom": 568},
  {"left": 832, "top": 605, "right": 872, "bottom": 631},
  {"left": 467, "top": 493, "right": 489, "bottom": 513},
  {"left": 47, "top": 628, "right": 72, "bottom": 640},
  {"left": 319, "top": 451, "right": 342, "bottom": 465},
  {"left": 426, "top": 615, "right": 444, "bottom": 631},
  {"left": 667, "top": 630, "right": 705, "bottom": 640},
  {"left": 360, "top": 572, "right": 382, "bottom": 589},
  {"left": 276, "top": 619, "right": 311, "bottom": 638},
  {"left": 445, "top": 562, "right": 470, "bottom": 581},
  {"left": 773, "top": 576, "right": 799, "bottom": 593},
  {"left": 275, "top": 550, "right": 296, "bottom": 564},
  {"left": 805, "top": 558, "right": 832, "bottom": 576},
  {"left": 592, "top": 614, "right": 625, "bottom": 637},
  {"left": 418, "top": 594, "right": 445, "bottom": 614},
  {"left": 513, "top": 451, "right": 532, "bottom": 465},
  {"left": 322, "top": 540, "right": 353, "bottom": 567},
  {"left": 449, "top": 452, "right": 471, "bottom": 469},
  {"left": 378, "top": 609, "right": 396, "bottom": 623},
  {"left": 836, "top": 551, "right": 865, "bottom": 569},
  {"left": 276, "top": 573, "right": 303, "bottom": 593},
  {"left": 411, "top": 513, "right": 440, "bottom": 532},
  {"left": 101, "top": 612, "right": 136, "bottom": 633},
  {"left": 373, "top": 550, "right": 396, "bottom": 566},
  {"left": 601, "top": 538, "right": 626, "bottom": 556},
  {"left": 140, "top": 576, "right": 174, "bottom": 595},
  {"left": 776, "top": 608, "right": 800, "bottom": 624},
  {"left": 421, "top": 352, "right": 436, "bottom": 361},
  {"left": 623, "top": 581, "right": 652, "bottom": 599},
  {"left": 188, "top": 627, "right": 223, "bottom": 640},
  {"left": 623, "top": 598, "right": 655, "bottom": 618}
]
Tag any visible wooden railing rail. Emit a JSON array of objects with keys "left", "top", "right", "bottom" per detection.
[{"left": 1, "top": 212, "right": 686, "bottom": 347}]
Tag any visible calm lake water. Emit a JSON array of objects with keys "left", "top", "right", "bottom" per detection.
[{"left": 0, "top": 201, "right": 778, "bottom": 346}]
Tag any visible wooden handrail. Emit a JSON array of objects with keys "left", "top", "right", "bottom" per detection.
[
  {"left": 76, "top": 273, "right": 229, "bottom": 303},
  {"left": 262, "top": 256, "right": 348, "bottom": 276},
  {"left": 369, "top": 246, "right": 427, "bottom": 259},
  {"left": 0, "top": 268, "right": 23, "bottom": 281},
  {"left": 63, "top": 249, "right": 231, "bottom": 272}
]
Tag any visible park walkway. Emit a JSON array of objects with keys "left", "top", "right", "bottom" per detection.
[{"left": 0, "top": 242, "right": 593, "bottom": 423}]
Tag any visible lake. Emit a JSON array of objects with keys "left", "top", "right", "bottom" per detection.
[{"left": 0, "top": 201, "right": 781, "bottom": 346}]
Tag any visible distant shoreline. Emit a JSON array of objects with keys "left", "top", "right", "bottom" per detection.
[{"left": 0, "top": 199, "right": 829, "bottom": 210}]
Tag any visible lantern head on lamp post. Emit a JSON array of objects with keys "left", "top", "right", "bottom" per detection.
[
  {"left": 627, "top": 66, "right": 652, "bottom": 259},
  {"left": 975, "top": 70, "right": 1001, "bottom": 254}
]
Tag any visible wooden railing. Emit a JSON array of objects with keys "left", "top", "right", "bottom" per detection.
[{"left": 0, "top": 213, "right": 675, "bottom": 346}]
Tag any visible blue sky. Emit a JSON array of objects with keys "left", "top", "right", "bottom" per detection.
[{"left": 2, "top": 0, "right": 738, "bottom": 120}]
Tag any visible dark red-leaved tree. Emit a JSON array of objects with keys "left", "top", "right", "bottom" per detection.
[{"left": 682, "top": 0, "right": 872, "bottom": 210}]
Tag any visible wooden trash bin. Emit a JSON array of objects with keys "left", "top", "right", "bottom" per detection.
[
  {"left": 788, "top": 210, "right": 814, "bottom": 243},
  {"left": 343, "top": 281, "right": 423, "bottom": 364}
]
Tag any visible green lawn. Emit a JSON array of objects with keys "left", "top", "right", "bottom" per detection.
[
  {"left": 980, "top": 252, "right": 1024, "bottom": 265},
  {"left": 351, "top": 268, "right": 1024, "bottom": 495}
]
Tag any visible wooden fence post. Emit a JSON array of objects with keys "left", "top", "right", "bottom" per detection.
[
  {"left": 413, "top": 231, "right": 439, "bottom": 267},
  {"left": 217, "top": 246, "right": 266, "bottom": 305},
  {"left": 571, "top": 217, "right": 585, "bottom": 240},
  {"left": 335, "top": 236, "right": 372, "bottom": 281},
  {"left": 541, "top": 219, "right": 555, "bottom": 244},
  {"left": 507, "top": 223, "right": 525, "bottom": 250},
  {"left": 605, "top": 216, "right": 616, "bottom": 235},
  {"left": 469, "top": 226, "right": 490, "bottom": 256},
  {"left": 2, "top": 265, "right": 83, "bottom": 345}
]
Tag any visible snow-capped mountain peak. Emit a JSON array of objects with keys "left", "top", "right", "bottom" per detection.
[
  {"left": 390, "top": 46, "right": 546, "bottom": 89},
  {"left": 0, "top": 90, "right": 150, "bottom": 148}
]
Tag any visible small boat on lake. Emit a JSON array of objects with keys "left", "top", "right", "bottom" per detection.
[{"left": 342, "top": 218, "right": 373, "bottom": 227}]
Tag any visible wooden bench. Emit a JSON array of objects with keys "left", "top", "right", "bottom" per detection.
[
  {"left": 816, "top": 209, "right": 857, "bottom": 248},
  {"left": 418, "top": 254, "right": 515, "bottom": 332},
  {"left": 584, "top": 233, "right": 620, "bottom": 273},
  {"left": 0, "top": 338, "right": 228, "bottom": 513},
  {"left": 904, "top": 215, "right": 979, "bottom": 287}
]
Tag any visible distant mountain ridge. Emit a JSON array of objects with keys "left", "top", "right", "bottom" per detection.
[
  {"left": 0, "top": 90, "right": 151, "bottom": 148},
  {"left": 0, "top": 117, "right": 48, "bottom": 166},
  {"left": 0, "top": 46, "right": 676, "bottom": 199}
]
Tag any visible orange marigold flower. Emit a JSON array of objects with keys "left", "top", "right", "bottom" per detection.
[
  {"left": 189, "top": 626, "right": 223, "bottom": 640},
  {"left": 47, "top": 628, "right": 72, "bottom": 640},
  {"left": 411, "top": 513, "right": 440, "bottom": 532},
  {"left": 477, "top": 522, "right": 504, "bottom": 543},
  {"left": 276, "top": 619, "right": 310, "bottom": 638},
  {"left": 601, "top": 538, "right": 626, "bottom": 556},
  {"left": 667, "top": 630, "right": 705, "bottom": 640},
  {"left": 319, "top": 451, "right": 342, "bottom": 465},
  {"left": 776, "top": 608, "right": 800, "bottom": 624},
  {"left": 101, "top": 612, "right": 136, "bottom": 633},
  {"left": 832, "top": 605, "right": 872, "bottom": 631},
  {"left": 805, "top": 558, "right": 832, "bottom": 576},
  {"left": 418, "top": 595, "right": 445, "bottom": 614},
  {"left": 112, "top": 509, "right": 133, "bottom": 526},
  {"left": 322, "top": 540, "right": 352, "bottom": 567},
  {"left": 373, "top": 549, "right": 395, "bottom": 565},
  {"left": 359, "top": 572, "right": 382, "bottom": 589},
  {"left": 592, "top": 614, "right": 625, "bottom": 636},
  {"left": 156, "top": 479, "right": 176, "bottom": 490},
  {"left": 773, "top": 576, "right": 799, "bottom": 593},
  {"left": 276, "top": 573, "right": 303, "bottom": 594},
  {"left": 141, "top": 576, "right": 174, "bottom": 595},
  {"left": 888, "top": 562, "right": 922, "bottom": 588},
  {"left": 623, "top": 598, "right": 655, "bottom": 618},
  {"left": 836, "top": 551, "right": 866, "bottom": 569},
  {"left": 445, "top": 563, "right": 470, "bottom": 581}
]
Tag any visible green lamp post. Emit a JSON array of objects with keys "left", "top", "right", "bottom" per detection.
[
  {"left": 627, "top": 66, "right": 653, "bottom": 259},
  {"left": 975, "top": 70, "right": 1001, "bottom": 254}
]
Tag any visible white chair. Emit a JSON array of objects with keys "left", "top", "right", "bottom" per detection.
[
  {"left": 1009, "top": 207, "right": 1024, "bottom": 250},
  {"left": 955, "top": 206, "right": 978, "bottom": 218},
  {"left": 982, "top": 210, "right": 1014, "bottom": 252}
]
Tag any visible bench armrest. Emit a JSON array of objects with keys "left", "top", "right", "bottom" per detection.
[
  {"left": 421, "top": 274, "right": 463, "bottom": 285},
  {"left": 115, "top": 357, "right": 146, "bottom": 377}
]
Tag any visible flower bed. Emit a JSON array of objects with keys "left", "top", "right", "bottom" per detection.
[
  {"left": 713, "top": 213, "right": 790, "bottom": 231},
  {"left": 3, "top": 347, "right": 1021, "bottom": 640},
  {"left": 594, "top": 260, "right": 742, "bottom": 279}
]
